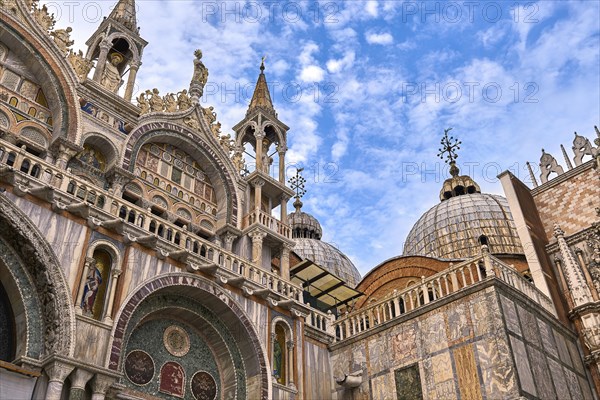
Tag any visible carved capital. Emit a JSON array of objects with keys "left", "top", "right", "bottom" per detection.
[
  {"left": 251, "top": 178, "right": 265, "bottom": 188},
  {"left": 254, "top": 130, "right": 266, "bottom": 140},
  {"left": 286, "top": 340, "right": 295, "bottom": 350},
  {"left": 249, "top": 231, "right": 267, "bottom": 242},
  {"left": 45, "top": 361, "right": 74, "bottom": 383},
  {"left": 71, "top": 368, "right": 94, "bottom": 390},
  {"left": 553, "top": 224, "right": 565, "bottom": 238},
  {"left": 84, "top": 257, "right": 97, "bottom": 269},
  {"left": 91, "top": 374, "right": 116, "bottom": 395},
  {"left": 111, "top": 269, "right": 122, "bottom": 278}
]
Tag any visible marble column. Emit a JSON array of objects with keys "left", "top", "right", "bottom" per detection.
[
  {"left": 124, "top": 60, "right": 141, "bottom": 102},
  {"left": 277, "top": 144, "right": 287, "bottom": 183},
  {"left": 44, "top": 361, "right": 74, "bottom": 400},
  {"left": 69, "top": 369, "right": 93, "bottom": 400},
  {"left": 223, "top": 233, "right": 236, "bottom": 252},
  {"left": 92, "top": 41, "right": 112, "bottom": 82},
  {"left": 280, "top": 243, "right": 293, "bottom": 281},
  {"left": 254, "top": 131, "right": 265, "bottom": 173},
  {"left": 286, "top": 339, "right": 296, "bottom": 389},
  {"left": 252, "top": 178, "right": 265, "bottom": 213},
  {"left": 90, "top": 375, "right": 115, "bottom": 400},
  {"left": 279, "top": 195, "right": 290, "bottom": 225},
  {"left": 103, "top": 268, "right": 122, "bottom": 323},
  {"left": 250, "top": 231, "right": 266, "bottom": 267}
]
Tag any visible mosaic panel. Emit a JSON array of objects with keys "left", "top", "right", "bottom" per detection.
[
  {"left": 527, "top": 345, "right": 555, "bottom": 400},
  {"left": 537, "top": 319, "right": 558, "bottom": 358},
  {"left": 453, "top": 344, "right": 482, "bottom": 400},
  {"left": 516, "top": 305, "right": 540, "bottom": 348},
  {"left": 420, "top": 312, "right": 447, "bottom": 354},
  {"left": 500, "top": 295, "right": 521, "bottom": 335},
  {"left": 476, "top": 338, "right": 516, "bottom": 399},
  {"left": 394, "top": 364, "right": 423, "bottom": 400},
  {"left": 470, "top": 293, "right": 498, "bottom": 336},
  {"left": 547, "top": 357, "right": 570, "bottom": 400},
  {"left": 509, "top": 336, "right": 536, "bottom": 397}
]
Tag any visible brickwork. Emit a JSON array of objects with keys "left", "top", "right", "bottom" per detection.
[{"left": 533, "top": 163, "right": 600, "bottom": 241}]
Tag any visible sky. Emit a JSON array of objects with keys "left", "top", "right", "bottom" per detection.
[{"left": 43, "top": 0, "right": 600, "bottom": 276}]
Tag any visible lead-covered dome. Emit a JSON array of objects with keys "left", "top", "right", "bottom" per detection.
[
  {"left": 288, "top": 198, "right": 361, "bottom": 287},
  {"left": 403, "top": 193, "right": 524, "bottom": 259}
]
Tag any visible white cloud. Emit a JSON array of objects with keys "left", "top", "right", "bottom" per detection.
[
  {"left": 326, "top": 51, "right": 356, "bottom": 73},
  {"left": 299, "top": 65, "right": 325, "bottom": 82},
  {"left": 365, "top": 1, "right": 379, "bottom": 18},
  {"left": 365, "top": 31, "right": 393, "bottom": 45}
]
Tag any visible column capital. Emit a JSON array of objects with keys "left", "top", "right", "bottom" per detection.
[
  {"left": 84, "top": 257, "right": 97, "bottom": 268},
  {"left": 286, "top": 339, "right": 295, "bottom": 350},
  {"left": 111, "top": 269, "right": 122, "bottom": 278},
  {"left": 99, "top": 40, "right": 112, "bottom": 51},
  {"left": 91, "top": 374, "right": 116, "bottom": 395},
  {"left": 254, "top": 130, "right": 266, "bottom": 140},
  {"left": 44, "top": 361, "right": 74, "bottom": 383},
  {"left": 129, "top": 60, "right": 142, "bottom": 69},
  {"left": 251, "top": 177, "right": 266, "bottom": 188},
  {"left": 249, "top": 230, "right": 267, "bottom": 242},
  {"left": 71, "top": 368, "right": 94, "bottom": 390}
]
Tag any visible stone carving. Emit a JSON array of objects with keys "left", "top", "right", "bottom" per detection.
[
  {"left": 136, "top": 91, "right": 149, "bottom": 114},
  {"left": 177, "top": 90, "right": 192, "bottom": 110},
  {"left": 163, "top": 325, "right": 190, "bottom": 357},
  {"left": 202, "top": 106, "right": 216, "bottom": 125},
  {"left": 573, "top": 132, "right": 597, "bottom": 166},
  {"left": 184, "top": 116, "right": 200, "bottom": 130},
  {"left": 67, "top": 50, "right": 93, "bottom": 81},
  {"left": 190, "top": 49, "right": 209, "bottom": 98},
  {"left": 231, "top": 151, "right": 245, "bottom": 173},
  {"left": 587, "top": 227, "right": 600, "bottom": 294},
  {"left": 211, "top": 122, "right": 222, "bottom": 139},
  {"left": 50, "top": 27, "right": 74, "bottom": 55},
  {"left": 159, "top": 361, "right": 185, "bottom": 397},
  {"left": 100, "top": 53, "right": 124, "bottom": 93},
  {"left": 125, "top": 350, "right": 154, "bottom": 385},
  {"left": 539, "top": 149, "right": 564, "bottom": 183},
  {"left": 163, "top": 93, "right": 177, "bottom": 112},
  {"left": 32, "top": 3, "right": 56, "bottom": 31},
  {"left": 148, "top": 88, "right": 163, "bottom": 112},
  {"left": 191, "top": 371, "right": 217, "bottom": 400}
]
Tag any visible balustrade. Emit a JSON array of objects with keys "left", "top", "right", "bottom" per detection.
[{"left": 244, "top": 208, "right": 291, "bottom": 238}]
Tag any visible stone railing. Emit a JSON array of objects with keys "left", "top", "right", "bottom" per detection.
[
  {"left": 305, "top": 308, "right": 336, "bottom": 337},
  {"left": 332, "top": 251, "right": 555, "bottom": 343},
  {"left": 243, "top": 209, "right": 291, "bottom": 239},
  {"left": 0, "top": 140, "right": 303, "bottom": 303}
]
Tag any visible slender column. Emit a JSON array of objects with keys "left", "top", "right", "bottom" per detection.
[
  {"left": 92, "top": 41, "right": 112, "bottom": 82},
  {"left": 69, "top": 369, "right": 93, "bottom": 400},
  {"left": 280, "top": 243, "right": 293, "bottom": 281},
  {"left": 576, "top": 247, "right": 599, "bottom": 301},
  {"left": 75, "top": 257, "right": 96, "bottom": 313},
  {"left": 277, "top": 144, "right": 287, "bottom": 183},
  {"left": 252, "top": 178, "right": 264, "bottom": 212},
  {"left": 255, "top": 131, "right": 265, "bottom": 173},
  {"left": 271, "top": 332, "right": 278, "bottom": 383},
  {"left": 286, "top": 339, "right": 296, "bottom": 389},
  {"left": 90, "top": 375, "right": 115, "bottom": 400},
  {"left": 44, "top": 362, "right": 74, "bottom": 400},
  {"left": 280, "top": 195, "right": 290, "bottom": 224},
  {"left": 103, "top": 269, "right": 122, "bottom": 323},
  {"left": 124, "top": 60, "right": 141, "bottom": 101},
  {"left": 250, "top": 231, "right": 266, "bottom": 267}
]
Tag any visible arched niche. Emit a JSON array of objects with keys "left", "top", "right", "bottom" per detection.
[
  {"left": 0, "top": 16, "right": 80, "bottom": 142},
  {"left": 108, "top": 273, "right": 270, "bottom": 399},
  {"left": 270, "top": 317, "right": 294, "bottom": 388},
  {"left": 0, "top": 194, "right": 76, "bottom": 361},
  {"left": 122, "top": 125, "right": 241, "bottom": 227}
]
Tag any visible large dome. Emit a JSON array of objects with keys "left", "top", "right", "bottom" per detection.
[
  {"left": 403, "top": 193, "right": 524, "bottom": 259},
  {"left": 293, "top": 239, "right": 362, "bottom": 288}
]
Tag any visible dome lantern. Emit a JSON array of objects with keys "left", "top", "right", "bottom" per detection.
[{"left": 437, "top": 128, "right": 481, "bottom": 201}]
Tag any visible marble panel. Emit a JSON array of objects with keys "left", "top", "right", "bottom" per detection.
[
  {"left": 527, "top": 345, "right": 556, "bottom": 400},
  {"left": 73, "top": 317, "right": 111, "bottom": 365},
  {"left": 546, "top": 357, "right": 570, "bottom": 400},
  {"left": 369, "top": 332, "right": 392, "bottom": 373},
  {"left": 446, "top": 303, "right": 472, "bottom": 344},
  {"left": 509, "top": 336, "right": 536, "bottom": 397},
  {"left": 579, "top": 373, "right": 594, "bottom": 400},
  {"left": 392, "top": 321, "right": 419, "bottom": 366},
  {"left": 453, "top": 344, "right": 482, "bottom": 400},
  {"left": 420, "top": 312, "right": 447, "bottom": 354},
  {"left": 423, "top": 351, "right": 456, "bottom": 400},
  {"left": 516, "top": 305, "right": 540, "bottom": 348},
  {"left": 470, "top": 293, "right": 499, "bottom": 337},
  {"left": 476, "top": 337, "right": 517, "bottom": 399},
  {"left": 564, "top": 368, "right": 583, "bottom": 400},
  {"left": 566, "top": 339, "right": 585, "bottom": 375},
  {"left": 304, "top": 341, "right": 332, "bottom": 400},
  {"left": 370, "top": 372, "right": 394, "bottom": 400},
  {"left": 553, "top": 329, "right": 573, "bottom": 368},
  {"left": 536, "top": 319, "right": 558, "bottom": 358},
  {"left": 500, "top": 295, "right": 521, "bottom": 336}
]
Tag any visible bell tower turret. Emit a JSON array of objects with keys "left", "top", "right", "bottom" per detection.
[{"left": 84, "top": 0, "right": 147, "bottom": 101}]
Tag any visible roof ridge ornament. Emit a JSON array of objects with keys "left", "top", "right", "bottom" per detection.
[
  {"left": 288, "top": 168, "right": 306, "bottom": 212},
  {"left": 437, "top": 127, "right": 461, "bottom": 176},
  {"left": 436, "top": 129, "right": 480, "bottom": 201}
]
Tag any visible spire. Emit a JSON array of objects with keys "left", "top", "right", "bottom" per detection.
[
  {"left": 109, "top": 0, "right": 138, "bottom": 31},
  {"left": 247, "top": 56, "right": 275, "bottom": 116},
  {"left": 437, "top": 128, "right": 481, "bottom": 201}
]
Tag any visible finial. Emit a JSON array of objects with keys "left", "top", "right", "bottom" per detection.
[
  {"left": 437, "top": 128, "right": 461, "bottom": 177},
  {"left": 288, "top": 167, "right": 306, "bottom": 212},
  {"left": 260, "top": 55, "right": 266, "bottom": 72},
  {"left": 526, "top": 162, "right": 539, "bottom": 188}
]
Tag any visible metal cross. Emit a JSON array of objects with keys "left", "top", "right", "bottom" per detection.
[
  {"left": 437, "top": 128, "right": 461, "bottom": 164},
  {"left": 288, "top": 167, "right": 306, "bottom": 198}
]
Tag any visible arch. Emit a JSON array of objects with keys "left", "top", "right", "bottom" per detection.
[
  {"left": 80, "top": 133, "right": 120, "bottom": 169},
  {"left": 122, "top": 125, "right": 240, "bottom": 226},
  {"left": 0, "top": 194, "right": 76, "bottom": 358},
  {"left": 1, "top": 14, "right": 80, "bottom": 142},
  {"left": 108, "top": 273, "right": 270, "bottom": 399},
  {"left": 270, "top": 317, "right": 294, "bottom": 387}
]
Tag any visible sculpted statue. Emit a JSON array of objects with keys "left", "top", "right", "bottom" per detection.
[
  {"left": 232, "top": 151, "right": 245, "bottom": 172},
  {"left": 202, "top": 106, "right": 216, "bottom": 125},
  {"left": 184, "top": 116, "right": 200, "bottom": 130},
  {"left": 50, "top": 27, "right": 74, "bottom": 55},
  {"left": 148, "top": 88, "right": 163, "bottom": 112},
  {"left": 164, "top": 93, "right": 177, "bottom": 112},
  {"left": 67, "top": 49, "right": 93, "bottom": 81},
  {"left": 100, "top": 53, "right": 124, "bottom": 93},
  {"left": 177, "top": 90, "right": 192, "bottom": 110},
  {"left": 190, "top": 49, "right": 209, "bottom": 96},
  {"left": 137, "top": 92, "right": 149, "bottom": 114},
  {"left": 220, "top": 133, "right": 232, "bottom": 153},
  {"left": 33, "top": 4, "right": 56, "bottom": 31},
  {"left": 211, "top": 121, "right": 222, "bottom": 138}
]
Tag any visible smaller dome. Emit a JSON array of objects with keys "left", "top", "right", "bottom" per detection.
[
  {"left": 293, "top": 239, "right": 362, "bottom": 288},
  {"left": 288, "top": 198, "right": 322, "bottom": 239}
]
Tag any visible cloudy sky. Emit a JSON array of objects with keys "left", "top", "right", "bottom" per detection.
[{"left": 45, "top": 0, "right": 600, "bottom": 275}]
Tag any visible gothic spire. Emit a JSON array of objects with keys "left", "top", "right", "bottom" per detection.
[
  {"left": 108, "top": 0, "right": 138, "bottom": 32},
  {"left": 247, "top": 57, "right": 275, "bottom": 116}
]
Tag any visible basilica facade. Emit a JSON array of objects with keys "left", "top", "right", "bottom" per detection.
[{"left": 1, "top": 1, "right": 599, "bottom": 399}]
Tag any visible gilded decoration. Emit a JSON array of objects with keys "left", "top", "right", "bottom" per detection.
[{"left": 164, "top": 325, "right": 191, "bottom": 357}]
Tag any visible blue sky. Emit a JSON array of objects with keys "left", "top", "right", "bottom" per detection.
[{"left": 45, "top": 0, "right": 600, "bottom": 275}]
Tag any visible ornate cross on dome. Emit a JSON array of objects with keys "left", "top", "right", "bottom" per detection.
[
  {"left": 288, "top": 168, "right": 306, "bottom": 199},
  {"left": 437, "top": 128, "right": 461, "bottom": 164}
]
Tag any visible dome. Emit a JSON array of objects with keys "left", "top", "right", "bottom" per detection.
[
  {"left": 293, "top": 238, "right": 362, "bottom": 288},
  {"left": 403, "top": 193, "right": 524, "bottom": 259},
  {"left": 288, "top": 210, "right": 322, "bottom": 239}
]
